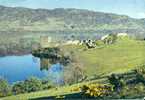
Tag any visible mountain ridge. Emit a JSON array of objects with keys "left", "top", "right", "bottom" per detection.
[{"left": 0, "top": 5, "right": 144, "bottom": 36}]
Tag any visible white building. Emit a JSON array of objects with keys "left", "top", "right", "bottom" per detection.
[
  {"left": 64, "top": 40, "right": 80, "bottom": 45},
  {"left": 40, "top": 36, "right": 52, "bottom": 48},
  {"left": 117, "top": 33, "right": 128, "bottom": 37},
  {"left": 101, "top": 34, "right": 109, "bottom": 40}
]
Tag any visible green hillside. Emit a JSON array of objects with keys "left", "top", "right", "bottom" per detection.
[
  {"left": 2, "top": 36, "right": 145, "bottom": 99},
  {"left": 60, "top": 36, "right": 145, "bottom": 78},
  {"left": 0, "top": 5, "right": 144, "bottom": 35}
]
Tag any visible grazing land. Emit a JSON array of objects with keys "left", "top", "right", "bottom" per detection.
[{"left": 2, "top": 36, "right": 145, "bottom": 99}]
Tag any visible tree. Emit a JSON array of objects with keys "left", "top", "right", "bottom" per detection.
[
  {"left": 64, "top": 63, "right": 85, "bottom": 85},
  {"left": 0, "top": 78, "right": 12, "bottom": 97},
  {"left": 12, "top": 82, "right": 26, "bottom": 95},
  {"left": 24, "top": 77, "right": 43, "bottom": 92}
]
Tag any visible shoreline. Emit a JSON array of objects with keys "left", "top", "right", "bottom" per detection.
[{"left": 0, "top": 52, "right": 31, "bottom": 57}]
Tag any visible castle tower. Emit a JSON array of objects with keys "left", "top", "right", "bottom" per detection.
[{"left": 40, "top": 36, "right": 52, "bottom": 48}]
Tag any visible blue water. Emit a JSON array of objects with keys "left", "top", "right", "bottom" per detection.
[
  {"left": 0, "top": 54, "right": 64, "bottom": 84},
  {"left": 48, "top": 63, "right": 64, "bottom": 85}
]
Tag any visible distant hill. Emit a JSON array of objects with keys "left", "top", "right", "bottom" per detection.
[{"left": 0, "top": 5, "right": 145, "bottom": 36}]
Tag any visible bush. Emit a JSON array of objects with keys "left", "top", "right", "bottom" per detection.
[
  {"left": 42, "top": 84, "right": 53, "bottom": 90},
  {"left": 0, "top": 78, "right": 12, "bottom": 97},
  {"left": 12, "top": 77, "right": 43, "bottom": 94},
  {"left": 108, "top": 74, "right": 125, "bottom": 92},
  {"left": 24, "top": 77, "right": 43, "bottom": 93},
  {"left": 118, "top": 83, "right": 145, "bottom": 98},
  {"left": 80, "top": 84, "right": 113, "bottom": 98},
  {"left": 135, "top": 67, "right": 145, "bottom": 84},
  {"left": 12, "top": 82, "right": 26, "bottom": 95},
  {"left": 64, "top": 63, "right": 84, "bottom": 85},
  {"left": 0, "top": 77, "right": 54, "bottom": 97}
]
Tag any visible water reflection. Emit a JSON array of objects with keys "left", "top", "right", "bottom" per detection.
[
  {"left": 48, "top": 63, "right": 64, "bottom": 85},
  {"left": 0, "top": 55, "right": 44, "bottom": 84},
  {"left": 40, "top": 58, "right": 50, "bottom": 71},
  {"left": 39, "top": 57, "right": 64, "bottom": 85},
  {"left": 0, "top": 55, "right": 64, "bottom": 85}
]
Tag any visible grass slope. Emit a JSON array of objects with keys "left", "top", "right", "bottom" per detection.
[
  {"left": 2, "top": 37, "right": 145, "bottom": 99},
  {"left": 62, "top": 37, "right": 145, "bottom": 78}
]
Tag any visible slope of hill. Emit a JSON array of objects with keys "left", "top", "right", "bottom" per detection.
[
  {"left": 60, "top": 36, "right": 145, "bottom": 78},
  {"left": 0, "top": 5, "right": 144, "bottom": 35},
  {"left": 2, "top": 36, "right": 145, "bottom": 100}
]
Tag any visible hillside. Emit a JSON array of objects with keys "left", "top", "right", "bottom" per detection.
[
  {"left": 60, "top": 36, "right": 145, "bottom": 78},
  {"left": 0, "top": 5, "right": 145, "bottom": 35},
  {"left": 2, "top": 36, "right": 145, "bottom": 99}
]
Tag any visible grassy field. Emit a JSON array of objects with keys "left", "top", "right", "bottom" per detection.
[
  {"left": 61, "top": 37, "right": 145, "bottom": 77},
  {"left": 2, "top": 36, "right": 145, "bottom": 99}
]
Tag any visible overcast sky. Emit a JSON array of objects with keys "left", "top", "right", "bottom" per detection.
[{"left": 0, "top": 0, "right": 145, "bottom": 18}]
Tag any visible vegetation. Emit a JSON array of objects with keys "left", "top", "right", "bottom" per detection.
[
  {"left": 80, "top": 84, "right": 112, "bottom": 98},
  {"left": 0, "top": 35, "right": 40, "bottom": 56},
  {"left": 60, "top": 36, "right": 145, "bottom": 79},
  {"left": 32, "top": 47, "right": 71, "bottom": 65},
  {"left": 0, "top": 78, "right": 12, "bottom": 97},
  {"left": 2, "top": 66, "right": 145, "bottom": 99},
  {"left": 12, "top": 82, "right": 26, "bottom": 95},
  {"left": 0, "top": 77, "right": 54, "bottom": 98},
  {"left": 2, "top": 36, "right": 145, "bottom": 99},
  {"left": 0, "top": 30, "right": 145, "bottom": 99},
  {"left": 108, "top": 74, "right": 125, "bottom": 92},
  {"left": 0, "top": 4, "right": 145, "bottom": 99},
  {"left": 21, "top": 77, "right": 43, "bottom": 93},
  {"left": 0, "top": 6, "right": 144, "bottom": 36},
  {"left": 135, "top": 66, "right": 145, "bottom": 84},
  {"left": 64, "top": 63, "right": 85, "bottom": 85}
]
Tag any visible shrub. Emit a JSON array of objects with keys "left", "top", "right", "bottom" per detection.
[
  {"left": 118, "top": 83, "right": 145, "bottom": 98},
  {"left": 42, "top": 84, "right": 53, "bottom": 90},
  {"left": 64, "top": 63, "right": 84, "bottom": 85},
  {"left": 135, "top": 67, "right": 145, "bottom": 84},
  {"left": 24, "top": 77, "right": 43, "bottom": 93},
  {"left": 12, "top": 82, "right": 26, "bottom": 95},
  {"left": 108, "top": 74, "right": 125, "bottom": 92},
  {"left": 41, "top": 79, "right": 54, "bottom": 90},
  {"left": 0, "top": 78, "right": 12, "bottom": 97},
  {"left": 12, "top": 77, "right": 43, "bottom": 94},
  {"left": 80, "top": 84, "right": 113, "bottom": 98}
]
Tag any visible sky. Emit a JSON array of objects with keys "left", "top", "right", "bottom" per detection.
[{"left": 0, "top": 0, "right": 145, "bottom": 19}]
